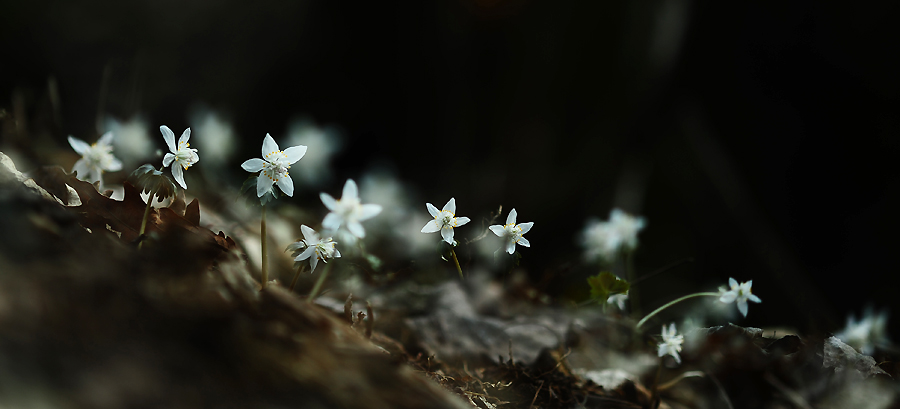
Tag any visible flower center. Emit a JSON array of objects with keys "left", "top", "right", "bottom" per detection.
[
  {"left": 316, "top": 240, "right": 336, "bottom": 259},
  {"left": 436, "top": 210, "right": 455, "bottom": 227}
]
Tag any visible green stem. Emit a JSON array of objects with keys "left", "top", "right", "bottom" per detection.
[
  {"left": 626, "top": 249, "right": 640, "bottom": 318},
  {"left": 137, "top": 190, "right": 155, "bottom": 250},
  {"left": 308, "top": 263, "right": 333, "bottom": 301},
  {"left": 449, "top": 246, "right": 463, "bottom": 279},
  {"left": 636, "top": 292, "right": 720, "bottom": 330},
  {"left": 260, "top": 205, "right": 268, "bottom": 289},
  {"left": 289, "top": 264, "right": 306, "bottom": 292}
]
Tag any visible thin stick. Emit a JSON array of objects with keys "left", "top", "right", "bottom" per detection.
[
  {"left": 289, "top": 264, "right": 306, "bottom": 292},
  {"left": 260, "top": 204, "right": 268, "bottom": 289},
  {"left": 449, "top": 247, "right": 463, "bottom": 279},
  {"left": 308, "top": 262, "right": 332, "bottom": 301},
  {"left": 365, "top": 301, "right": 374, "bottom": 339},
  {"left": 636, "top": 292, "right": 719, "bottom": 330},
  {"left": 137, "top": 191, "right": 155, "bottom": 249}
]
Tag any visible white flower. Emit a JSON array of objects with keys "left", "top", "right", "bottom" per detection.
[
  {"left": 160, "top": 126, "right": 199, "bottom": 189},
  {"left": 241, "top": 134, "right": 306, "bottom": 197},
  {"left": 581, "top": 208, "right": 646, "bottom": 261},
  {"left": 320, "top": 179, "right": 382, "bottom": 238},
  {"left": 421, "top": 198, "right": 471, "bottom": 244},
  {"left": 189, "top": 108, "right": 237, "bottom": 168},
  {"left": 488, "top": 208, "right": 533, "bottom": 254},
  {"left": 68, "top": 132, "right": 122, "bottom": 185},
  {"left": 658, "top": 323, "right": 684, "bottom": 364},
  {"left": 608, "top": 292, "right": 629, "bottom": 310},
  {"left": 836, "top": 309, "right": 889, "bottom": 355},
  {"left": 288, "top": 225, "right": 340, "bottom": 273},
  {"left": 718, "top": 278, "right": 762, "bottom": 317},
  {"left": 285, "top": 119, "right": 342, "bottom": 187}
]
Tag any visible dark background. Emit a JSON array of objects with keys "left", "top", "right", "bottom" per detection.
[{"left": 2, "top": 0, "right": 898, "bottom": 339}]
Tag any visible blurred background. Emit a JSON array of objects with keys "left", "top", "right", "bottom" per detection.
[{"left": 1, "top": 0, "right": 898, "bottom": 340}]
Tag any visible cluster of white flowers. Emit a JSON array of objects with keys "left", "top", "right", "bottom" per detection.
[
  {"left": 581, "top": 208, "right": 645, "bottom": 261},
  {"left": 718, "top": 278, "right": 762, "bottom": 317}
]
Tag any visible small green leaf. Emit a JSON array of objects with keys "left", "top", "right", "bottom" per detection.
[{"left": 587, "top": 272, "right": 630, "bottom": 304}]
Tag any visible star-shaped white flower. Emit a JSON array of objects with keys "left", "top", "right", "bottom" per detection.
[
  {"left": 287, "top": 225, "right": 340, "bottom": 273},
  {"left": 160, "top": 125, "right": 199, "bottom": 189},
  {"left": 320, "top": 179, "right": 382, "bottom": 238},
  {"left": 581, "top": 208, "right": 646, "bottom": 261},
  {"left": 488, "top": 208, "right": 533, "bottom": 254},
  {"left": 836, "top": 309, "right": 889, "bottom": 355},
  {"left": 658, "top": 323, "right": 684, "bottom": 364},
  {"left": 68, "top": 132, "right": 123, "bottom": 185},
  {"left": 421, "top": 198, "right": 471, "bottom": 244},
  {"left": 241, "top": 134, "right": 307, "bottom": 197},
  {"left": 608, "top": 292, "right": 629, "bottom": 311},
  {"left": 718, "top": 278, "right": 762, "bottom": 317}
]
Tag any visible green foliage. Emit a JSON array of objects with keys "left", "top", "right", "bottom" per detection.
[
  {"left": 241, "top": 175, "right": 279, "bottom": 206},
  {"left": 587, "top": 272, "right": 629, "bottom": 304},
  {"left": 128, "top": 164, "right": 176, "bottom": 201}
]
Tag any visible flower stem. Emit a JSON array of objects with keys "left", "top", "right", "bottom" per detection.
[
  {"left": 260, "top": 204, "right": 268, "bottom": 290},
  {"left": 137, "top": 190, "right": 155, "bottom": 250},
  {"left": 308, "top": 262, "right": 333, "bottom": 301},
  {"left": 626, "top": 249, "right": 640, "bottom": 318},
  {"left": 289, "top": 264, "right": 306, "bottom": 292},
  {"left": 449, "top": 246, "right": 463, "bottom": 279},
  {"left": 636, "top": 292, "right": 720, "bottom": 330}
]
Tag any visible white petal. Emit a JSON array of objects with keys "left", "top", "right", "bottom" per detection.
[
  {"left": 107, "top": 157, "right": 123, "bottom": 172},
  {"left": 440, "top": 227, "right": 455, "bottom": 244},
  {"left": 506, "top": 208, "right": 517, "bottom": 225},
  {"left": 309, "top": 253, "right": 319, "bottom": 273},
  {"left": 719, "top": 291, "right": 737, "bottom": 304},
  {"left": 172, "top": 163, "right": 187, "bottom": 189},
  {"left": 320, "top": 193, "right": 337, "bottom": 210},
  {"left": 347, "top": 221, "right": 365, "bottom": 238},
  {"left": 256, "top": 174, "right": 275, "bottom": 197},
  {"left": 518, "top": 222, "right": 534, "bottom": 234},
  {"left": 671, "top": 351, "right": 681, "bottom": 364},
  {"left": 295, "top": 246, "right": 316, "bottom": 261},
  {"left": 163, "top": 153, "right": 175, "bottom": 167},
  {"left": 283, "top": 145, "right": 307, "bottom": 164},
  {"left": 178, "top": 127, "right": 191, "bottom": 144},
  {"left": 738, "top": 300, "right": 749, "bottom": 317},
  {"left": 454, "top": 217, "right": 471, "bottom": 227},
  {"left": 277, "top": 174, "right": 294, "bottom": 197},
  {"left": 68, "top": 136, "right": 91, "bottom": 155},
  {"left": 426, "top": 203, "right": 440, "bottom": 218},
  {"left": 322, "top": 212, "right": 343, "bottom": 231},
  {"left": 517, "top": 237, "right": 530, "bottom": 247},
  {"left": 443, "top": 197, "right": 456, "bottom": 213},
  {"left": 262, "top": 134, "right": 279, "bottom": 157},
  {"left": 241, "top": 158, "right": 266, "bottom": 173},
  {"left": 658, "top": 344, "right": 667, "bottom": 357},
  {"left": 729, "top": 277, "right": 738, "bottom": 288},
  {"left": 505, "top": 240, "right": 516, "bottom": 254},
  {"left": 489, "top": 225, "right": 504, "bottom": 237},
  {"left": 342, "top": 179, "right": 358, "bottom": 201},
  {"left": 285, "top": 241, "right": 306, "bottom": 252},
  {"left": 300, "top": 225, "right": 318, "bottom": 242},
  {"left": 357, "top": 204, "right": 382, "bottom": 220},
  {"left": 333, "top": 249, "right": 341, "bottom": 258},
  {"left": 71, "top": 159, "right": 90, "bottom": 179},
  {"left": 89, "top": 168, "right": 102, "bottom": 184},
  {"left": 97, "top": 131, "right": 114, "bottom": 146},
  {"left": 160, "top": 126, "right": 176, "bottom": 153},
  {"left": 748, "top": 294, "right": 762, "bottom": 303},
  {"left": 421, "top": 220, "right": 441, "bottom": 233}
]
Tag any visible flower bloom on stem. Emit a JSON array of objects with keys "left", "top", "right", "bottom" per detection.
[
  {"left": 421, "top": 198, "right": 471, "bottom": 244},
  {"left": 288, "top": 225, "right": 340, "bottom": 273},
  {"left": 489, "top": 208, "right": 533, "bottom": 254},
  {"left": 658, "top": 323, "right": 684, "bottom": 364},
  {"left": 718, "top": 278, "right": 761, "bottom": 317},
  {"left": 581, "top": 208, "right": 646, "bottom": 261},
  {"left": 608, "top": 292, "right": 629, "bottom": 310},
  {"left": 68, "top": 132, "right": 123, "bottom": 185},
  {"left": 241, "top": 133, "right": 307, "bottom": 197},
  {"left": 836, "top": 308, "right": 889, "bottom": 355},
  {"left": 320, "top": 179, "right": 382, "bottom": 238},
  {"left": 160, "top": 125, "right": 199, "bottom": 189}
]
